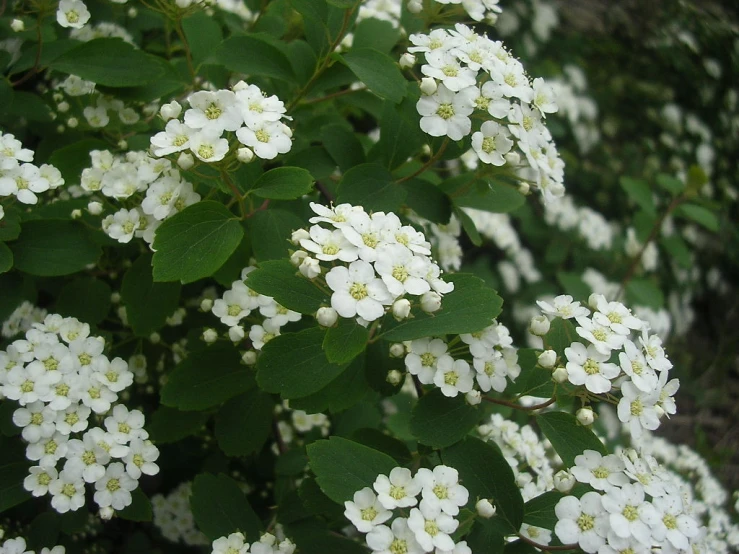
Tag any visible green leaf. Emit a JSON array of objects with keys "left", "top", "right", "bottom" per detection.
[
  {"left": 257, "top": 328, "right": 349, "bottom": 399},
  {"left": 660, "top": 235, "right": 692, "bottom": 268},
  {"left": 323, "top": 319, "right": 369, "bottom": 364},
  {"left": 215, "top": 35, "right": 294, "bottom": 81},
  {"left": 161, "top": 344, "right": 252, "bottom": 410},
  {"left": 619, "top": 177, "right": 655, "bottom": 215},
  {"left": 147, "top": 406, "right": 209, "bottom": 444},
  {"left": 49, "top": 38, "right": 165, "bottom": 86},
  {"left": 152, "top": 201, "right": 244, "bottom": 283},
  {"left": 401, "top": 179, "right": 452, "bottom": 224},
  {"left": 507, "top": 349, "right": 554, "bottom": 399},
  {"left": 27, "top": 512, "right": 61, "bottom": 551},
  {"left": 342, "top": 48, "right": 407, "bottom": 103},
  {"left": 11, "top": 220, "right": 101, "bottom": 277},
  {"left": 353, "top": 18, "right": 400, "bottom": 53},
  {"left": 676, "top": 203, "right": 719, "bottom": 232},
  {"left": 244, "top": 260, "right": 328, "bottom": 314},
  {"left": 0, "top": 243, "right": 12, "bottom": 274},
  {"left": 321, "top": 125, "right": 366, "bottom": 173},
  {"left": 0, "top": 452, "right": 30, "bottom": 513},
  {"left": 337, "top": 163, "right": 407, "bottom": 213},
  {"left": 215, "top": 389, "right": 275, "bottom": 457},
  {"left": 455, "top": 206, "right": 482, "bottom": 246},
  {"left": 442, "top": 437, "right": 524, "bottom": 531},
  {"left": 524, "top": 491, "right": 563, "bottom": 529},
  {"left": 118, "top": 488, "right": 153, "bottom": 522},
  {"left": 544, "top": 318, "right": 578, "bottom": 357},
  {"left": 410, "top": 389, "right": 480, "bottom": 448},
  {"left": 655, "top": 173, "right": 684, "bottom": 196},
  {"left": 48, "top": 139, "right": 108, "bottom": 185},
  {"left": 0, "top": 208, "right": 21, "bottom": 241},
  {"left": 448, "top": 178, "right": 526, "bottom": 214},
  {"left": 251, "top": 167, "right": 314, "bottom": 200},
  {"left": 685, "top": 165, "right": 708, "bottom": 194},
  {"left": 381, "top": 274, "right": 503, "bottom": 341},
  {"left": 182, "top": 12, "right": 223, "bottom": 65},
  {"left": 556, "top": 272, "right": 591, "bottom": 302},
  {"left": 466, "top": 518, "right": 506, "bottom": 554},
  {"left": 122, "top": 254, "right": 182, "bottom": 336},
  {"left": 536, "top": 411, "right": 606, "bottom": 467},
  {"left": 626, "top": 278, "right": 665, "bottom": 310},
  {"left": 325, "top": 0, "right": 356, "bottom": 7},
  {"left": 290, "top": 354, "right": 370, "bottom": 414},
  {"left": 378, "top": 95, "right": 425, "bottom": 170},
  {"left": 191, "top": 473, "right": 262, "bottom": 541},
  {"left": 307, "top": 437, "right": 397, "bottom": 503},
  {"left": 56, "top": 277, "right": 111, "bottom": 324},
  {"left": 249, "top": 209, "right": 303, "bottom": 262},
  {"left": 287, "top": 519, "right": 368, "bottom": 554}
]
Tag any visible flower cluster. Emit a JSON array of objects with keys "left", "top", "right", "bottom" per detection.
[
  {"left": 0, "top": 314, "right": 159, "bottom": 515},
  {"left": 554, "top": 449, "right": 702, "bottom": 553},
  {"left": 404, "top": 24, "right": 565, "bottom": 201},
  {"left": 543, "top": 196, "right": 616, "bottom": 251},
  {"left": 1, "top": 301, "right": 47, "bottom": 339},
  {"left": 79, "top": 149, "right": 200, "bottom": 245},
  {"left": 537, "top": 294, "right": 679, "bottom": 439},
  {"left": 152, "top": 482, "right": 209, "bottom": 546},
  {"left": 415, "top": 0, "right": 502, "bottom": 23},
  {"left": 0, "top": 537, "right": 64, "bottom": 554},
  {"left": 209, "top": 266, "right": 302, "bottom": 354},
  {"left": 210, "top": 532, "right": 296, "bottom": 554},
  {"left": 0, "top": 132, "right": 64, "bottom": 207},
  {"left": 344, "top": 465, "right": 471, "bottom": 553},
  {"left": 403, "top": 320, "right": 520, "bottom": 401},
  {"left": 292, "top": 202, "right": 454, "bottom": 324},
  {"left": 151, "top": 80, "right": 292, "bottom": 164}
]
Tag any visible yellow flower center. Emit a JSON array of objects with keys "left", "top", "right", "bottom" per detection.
[
  {"left": 389, "top": 485, "right": 406, "bottom": 500},
  {"left": 38, "top": 472, "right": 52, "bottom": 486},
  {"left": 420, "top": 352, "right": 436, "bottom": 367},
  {"left": 433, "top": 484, "right": 448, "bottom": 499},
  {"left": 118, "top": 423, "right": 131, "bottom": 434},
  {"left": 360, "top": 506, "right": 377, "bottom": 521},
  {"left": 436, "top": 103, "right": 455, "bottom": 120},
  {"left": 31, "top": 413, "right": 44, "bottom": 425},
  {"left": 56, "top": 383, "right": 70, "bottom": 397},
  {"left": 349, "top": 283, "right": 368, "bottom": 300},
  {"left": 444, "top": 372, "right": 459, "bottom": 386},
  {"left": 82, "top": 451, "right": 96, "bottom": 465},
  {"left": 204, "top": 103, "right": 222, "bottom": 120},
  {"left": 88, "top": 387, "right": 101, "bottom": 399},
  {"left": 78, "top": 353, "right": 92, "bottom": 366},
  {"left": 133, "top": 454, "right": 144, "bottom": 467},
  {"left": 584, "top": 359, "right": 600, "bottom": 375},
  {"left": 228, "top": 304, "right": 242, "bottom": 317},
  {"left": 481, "top": 136, "right": 497, "bottom": 154},
  {"left": 21, "top": 380, "right": 34, "bottom": 393},
  {"left": 592, "top": 466, "right": 609, "bottom": 479},
  {"left": 66, "top": 10, "right": 79, "bottom": 23},
  {"left": 630, "top": 399, "right": 644, "bottom": 416},
  {"left": 322, "top": 244, "right": 339, "bottom": 256},
  {"left": 65, "top": 413, "right": 79, "bottom": 426},
  {"left": 442, "top": 65, "right": 458, "bottom": 77},
  {"left": 577, "top": 513, "right": 595, "bottom": 531},
  {"left": 198, "top": 145, "right": 214, "bottom": 159},
  {"left": 424, "top": 520, "right": 439, "bottom": 536},
  {"left": 107, "top": 478, "right": 120, "bottom": 492},
  {"left": 45, "top": 440, "right": 58, "bottom": 455},
  {"left": 663, "top": 514, "right": 678, "bottom": 530},
  {"left": 608, "top": 312, "right": 622, "bottom": 324},
  {"left": 592, "top": 329, "right": 607, "bottom": 342},
  {"left": 105, "top": 371, "right": 119, "bottom": 383},
  {"left": 390, "top": 539, "right": 408, "bottom": 554},
  {"left": 62, "top": 483, "right": 76, "bottom": 497},
  {"left": 255, "top": 129, "right": 270, "bottom": 143},
  {"left": 392, "top": 266, "right": 409, "bottom": 283},
  {"left": 623, "top": 505, "right": 639, "bottom": 522},
  {"left": 173, "top": 135, "right": 188, "bottom": 147}
]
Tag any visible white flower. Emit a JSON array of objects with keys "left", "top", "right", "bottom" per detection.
[
  {"left": 571, "top": 450, "right": 629, "bottom": 491},
  {"left": 1, "top": 537, "right": 33, "bottom": 554},
  {"left": 407, "top": 500, "right": 458, "bottom": 551},
  {"left": 520, "top": 523, "right": 552, "bottom": 545},
  {"left": 554, "top": 492, "right": 609, "bottom": 553},
  {"left": 638, "top": 332, "right": 672, "bottom": 372},
  {"left": 123, "top": 439, "right": 160, "bottom": 479},
  {"left": 12, "top": 401, "right": 57, "bottom": 443},
  {"left": 49, "top": 470, "right": 86, "bottom": 513},
  {"left": 531, "top": 77, "right": 558, "bottom": 116},
  {"left": 24, "top": 465, "right": 59, "bottom": 497},
  {"left": 94, "top": 462, "right": 137, "bottom": 510},
  {"left": 184, "top": 90, "right": 243, "bottom": 134},
  {"left": 415, "top": 466, "right": 469, "bottom": 516},
  {"left": 592, "top": 296, "right": 643, "bottom": 336},
  {"left": 326, "top": 260, "right": 393, "bottom": 322},
  {"left": 416, "top": 84, "right": 474, "bottom": 140},
  {"left": 564, "top": 342, "right": 620, "bottom": 394},
  {"left": 235, "top": 121, "right": 292, "bottom": 160},
  {"left": 189, "top": 130, "right": 230, "bottom": 163},
  {"left": 299, "top": 225, "right": 358, "bottom": 262},
  {"left": 656, "top": 372, "right": 679, "bottom": 417},
  {"left": 212, "top": 281, "right": 254, "bottom": 327},
  {"left": 64, "top": 433, "right": 110, "bottom": 483},
  {"left": 405, "top": 338, "right": 449, "bottom": 384},
  {"left": 472, "top": 121, "right": 513, "bottom": 165},
  {"left": 86, "top": 426, "right": 129, "bottom": 458},
  {"left": 422, "top": 51, "right": 477, "bottom": 92},
  {"left": 104, "top": 405, "right": 148, "bottom": 444},
  {"left": 618, "top": 340, "right": 658, "bottom": 393},
  {"left": 151, "top": 120, "right": 194, "bottom": 157},
  {"left": 649, "top": 494, "right": 700, "bottom": 550},
  {"left": 366, "top": 518, "right": 424, "bottom": 554},
  {"left": 248, "top": 320, "right": 281, "bottom": 350},
  {"left": 617, "top": 382, "right": 660, "bottom": 439},
  {"left": 537, "top": 295, "right": 589, "bottom": 319},
  {"left": 103, "top": 209, "right": 141, "bottom": 243},
  {"left": 54, "top": 404, "right": 91, "bottom": 435},
  {"left": 83, "top": 105, "right": 109, "bottom": 128},
  {"left": 211, "top": 532, "right": 249, "bottom": 554},
  {"left": 93, "top": 356, "right": 133, "bottom": 393},
  {"left": 434, "top": 357, "right": 474, "bottom": 398},
  {"left": 600, "top": 483, "right": 658, "bottom": 545},
  {"left": 308, "top": 202, "right": 361, "bottom": 227},
  {"left": 234, "top": 84, "right": 286, "bottom": 127},
  {"left": 472, "top": 352, "right": 508, "bottom": 393},
  {"left": 344, "top": 487, "right": 392, "bottom": 533},
  {"left": 373, "top": 467, "right": 422, "bottom": 509},
  {"left": 56, "top": 0, "right": 90, "bottom": 29},
  {"left": 4, "top": 363, "right": 60, "bottom": 405},
  {"left": 575, "top": 316, "right": 626, "bottom": 356},
  {"left": 374, "top": 244, "right": 431, "bottom": 297}
]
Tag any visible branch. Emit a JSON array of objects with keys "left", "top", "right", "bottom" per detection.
[
  {"left": 482, "top": 395, "right": 556, "bottom": 411},
  {"left": 396, "top": 138, "right": 449, "bottom": 184}
]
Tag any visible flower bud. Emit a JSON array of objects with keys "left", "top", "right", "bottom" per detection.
[
  {"left": 654, "top": 405, "right": 666, "bottom": 419},
  {"left": 99, "top": 507, "right": 115, "bottom": 520},
  {"left": 529, "top": 315, "right": 551, "bottom": 336},
  {"left": 228, "top": 325, "right": 245, "bottom": 342},
  {"left": 291, "top": 228, "right": 310, "bottom": 245},
  {"left": 386, "top": 370, "right": 403, "bottom": 385},
  {"left": 420, "top": 291, "right": 442, "bottom": 313},
  {"left": 200, "top": 298, "right": 214, "bottom": 312},
  {"left": 576, "top": 407, "right": 595, "bottom": 426},
  {"left": 177, "top": 152, "right": 194, "bottom": 170},
  {"left": 407, "top": 0, "right": 423, "bottom": 13},
  {"left": 67, "top": 117, "right": 79, "bottom": 128},
  {"left": 242, "top": 350, "right": 257, "bottom": 365},
  {"left": 392, "top": 299, "right": 412, "bottom": 320},
  {"left": 420, "top": 77, "right": 438, "bottom": 96},
  {"left": 57, "top": 101, "right": 70, "bottom": 113},
  {"left": 504, "top": 151, "right": 521, "bottom": 165},
  {"left": 554, "top": 469, "right": 576, "bottom": 493},
  {"left": 552, "top": 366, "right": 568, "bottom": 383},
  {"left": 11, "top": 19, "right": 25, "bottom": 32},
  {"left": 465, "top": 390, "right": 482, "bottom": 406},
  {"left": 110, "top": 292, "right": 121, "bottom": 304},
  {"left": 290, "top": 250, "right": 307, "bottom": 266},
  {"left": 517, "top": 182, "right": 530, "bottom": 196},
  {"left": 117, "top": 139, "right": 128, "bottom": 150},
  {"left": 399, "top": 53, "right": 416, "bottom": 69},
  {"left": 316, "top": 307, "right": 338, "bottom": 328},
  {"left": 70, "top": 209, "right": 82, "bottom": 219},
  {"left": 149, "top": 332, "right": 161, "bottom": 344},
  {"left": 127, "top": 7, "right": 138, "bottom": 17},
  {"left": 87, "top": 201, "right": 103, "bottom": 215},
  {"left": 237, "top": 147, "right": 254, "bottom": 163},
  {"left": 202, "top": 328, "right": 218, "bottom": 344},
  {"left": 389, "top": 343, "right": 406, "bottom": 358},
  {"left": 538, "top": 349, "right": 557, "bottom": 369},
  {"left": 476, "top": 499, "right": 496, "bottom": 518},
  {"left": 160, "top": 101, "right": 182, "bottom": 121},
  {"left": 299, "top": 257, "right": 321, "bottom": 279},
  {"left": 588, "top": 293, "right": 604, "bottom": 310}
]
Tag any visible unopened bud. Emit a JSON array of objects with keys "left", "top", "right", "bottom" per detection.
[
  {"left": 552, "top": 366, "right": 568, "bottom": 383},
  {"left": 476, "top": 499, "right": 496, "bottom": 518},
  {"left": 87, "top": 201, "right": 103, "bottom": 215},
  {"left": 420, "top": 291, "right": 442, "bottom": 313},
  {"left": 127, "top": 6, "right": 138, "bottom": 17},
  {"left": 57, "top": 101, "right": 70, "bottom": 113},
  {"left": 465, "top": 390, "right": 482, "bottom": 405},
  {"left": 517, "top": 182, "right": 530, "bottom": 196},
  {"left": 399, "top": 53, "right": 416, "bottom": 69},
  {"left": 529, "top": 315, "right": 551, "bottom": 336},
  {"left": 389, "top": 343, "right": 406, "bottom": 358},
  {"left": 386, "top": 370, "right": 403, "bottom": 385},
  {"left": 99, "top": 507, "right": 115, "bottom": 520},
  {"left": 237, "top": 147, "right": 254, "bottom": 163},
  {"left": 202, "top": 328, "right": 218, "bottom": 343},
  {"left": 290, "top": 250, "right": 307, "bottom": 266},
  {"left": 588, "top": 293, "right": 604, "bottom": 310},
  {"left": 504, "top": 151, "right": 521, "bottom": 166},
  {"left": 407, "top": 0, "right": 423, "bottom": 13},
  {"left": 392, "top": 299, "right": 412, "bottom": 320},
  {"left": 110, "top": 292, "right": 121, "bottom": 304},
  {"left": 291, "top": 228, "right": 310, "bottom": 245},
  {"left": 11, "top": 19, "right": 25, "bottom": 32},
  {"left": 554, "top": 469, "right": 576, "bottom": 493},
  {"left": 177, "top": 152, "right": 195, "bottom": 170},
  {"left": 420, "top": 77, "right": 438, "bottom": 96},
  {"left": 242, "top": 350, "right": 257, "bottom": 365},
  {"left": 228, "top": 325, "right": 245, "bottom": 342},
  {"left": 67, "top": 117, "right": 79, "bottom": 128},
  {"left": 200, "top": 298, "right": 214, "bottom": 312},
  {"left": 299, "top": 257, "right": 321, "bottom": 279},
  {"left": 576, "top": 407, "right": 595, "bottom": 426},
  {"left": 655, "top": 405, "right": 666, "bottom": 419},
  {"left": 316, "top": 307, "right": 338, "bottom": 328},
  {"left": 538, "top": 349, "right": 557, "bottom": 369},
  {"left": 160, "top": 101, "right": 182, "bottom": 121}
]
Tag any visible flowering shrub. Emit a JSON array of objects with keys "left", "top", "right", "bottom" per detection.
[{"left": 0, "top": 0, "right": 737, "bottom": 553}]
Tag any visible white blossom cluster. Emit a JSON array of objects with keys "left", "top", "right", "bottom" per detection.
[
  {"left": 548, "top": 65, "right": 600, "bottom": 154},
  {"left": 344, "top": 465, "right": 471, "bottom": 553},
  {"left": 554, "top": 448, "right": 702, "bottom": 553},
  {"left": 2, "top": 301, "right": 47, "bottom": 339},
  {"left": 209, "top": 266, "right": 302, "bottom": 355},
  {"left": 79, "top": 149, "right": 200, "bottom": 245},
  {"left": 69, "top": 21, "right": 134, "bottom": 44},
  {"left": 406, "top": 212, "right": 464, "bottom": 273},
  {"left": 291, "top": 202, "right": 455, "bottom": 323},
  {"left": 0, "top": 537, "right": 64, "bottom": 554},
  {"left": 537, "top": 294, "right": 679, "bottom": 439},
  {"left": 0, "top": 131, "right": 65, "bottom": 207},
  {"left": 210, "top": 531, "right": 296, "bottom": 554},
  {"left": 422, "top": 0, "right": 502, "bottom": 23},
  {"left": 273, "top": 401, "right": 330, "bottom": 451},
  {"left": 543, "top": 196, "right": 616, "bottom": 251},
  {"left": 403, "top": 320, "right": 520, "bottom": 401},
  {"left": 405, "top": 24, "right": 565, "bottom": 201},
  {"left": 0, "top": 314, "right": 159, "bottom": 515},
  {"left": 151, "top": 80, "right": 292, "bottom": 164},
  {"left": 152, "top": 481, "right": 209, "bottom": 546}
]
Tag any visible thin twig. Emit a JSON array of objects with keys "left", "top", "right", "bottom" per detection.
[
  {"left": 483, "top": 396, "right": 556, "bottom": 412},
  {"left": 396, "top": 138, "right": 449, "bottom": 183}
]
